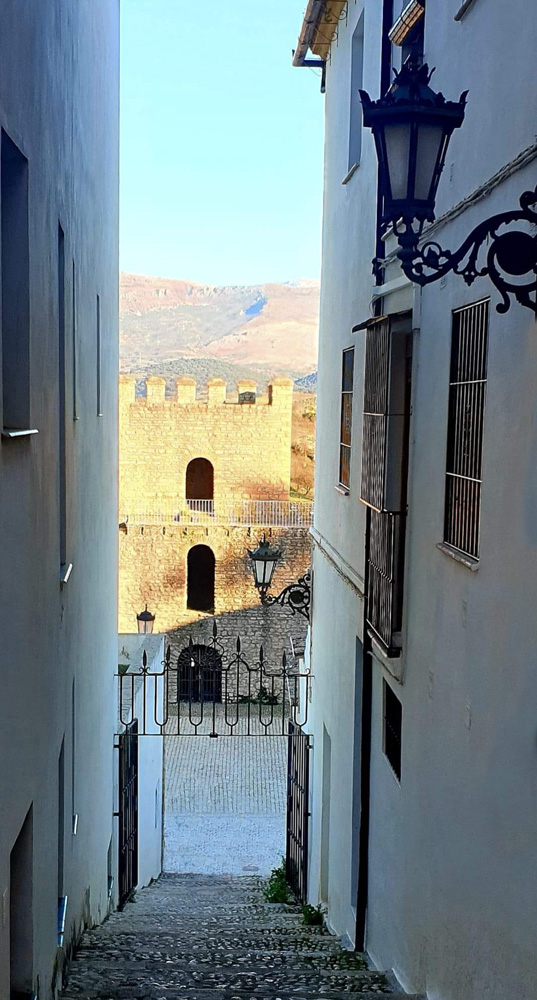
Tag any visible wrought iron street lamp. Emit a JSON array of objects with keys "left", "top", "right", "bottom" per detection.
[
  {"left": 248, "top": 534, "right": 311, "bottom": 621},
  {"left": 361, "top": 60, "right": 537, "bottom": 314},
  {"left": 136, "top": 604, "right": 155, "bottom": 634}
]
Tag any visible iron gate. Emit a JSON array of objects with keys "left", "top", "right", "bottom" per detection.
[
  {"left": 286, "top": 720, "right": 310, "bottom": 902},
  {"left": 117, "top": 623, "right": 310, "bottom": 737},
  {"left": 118, "top": 719, "right": 138, "bottom": 909}
]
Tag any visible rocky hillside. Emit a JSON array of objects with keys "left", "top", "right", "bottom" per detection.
[{"left": 120, "top": 273, "right": 319, "bottom": 376}]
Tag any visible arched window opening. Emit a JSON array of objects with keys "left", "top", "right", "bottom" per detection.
[
  {"left": 187, "top": 544, "right": 215, "bottom": 612},
  {"left": 186, "top": 458, "right": 214, "bottom": 509},
  {"left": 177, "top": 644, "right": 222, "bottom": 703}
]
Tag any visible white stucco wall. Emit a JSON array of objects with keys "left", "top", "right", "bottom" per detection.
[
  {"left": 305, "top": 0, "right": 383, "bottom": 951},
  {"left": 306, "top": 0, "right": 537, "bottom": 996},
  {"left": 0, "top": 2, "right": 119, "bottom": 997}
]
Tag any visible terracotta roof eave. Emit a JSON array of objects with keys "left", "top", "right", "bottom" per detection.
[{"left": 293, "top": 0, "right": 347, "bottom": 65}]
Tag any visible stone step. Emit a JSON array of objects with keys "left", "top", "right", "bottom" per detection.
[
  {"left": 64, "top": 966, "right": 394, "bottom": 991},
  {"left": 62, "top": 993, "right": 417, "bottom": 1000},
  {"left": 75, "top": 938, "right": 345, "bottom": 957}
]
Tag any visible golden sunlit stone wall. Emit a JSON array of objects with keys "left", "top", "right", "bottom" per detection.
[{"left": 118, "top": 375, "right": 311, "bottom": 666}]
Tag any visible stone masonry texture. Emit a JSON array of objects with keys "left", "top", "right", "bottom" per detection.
[
  {"left": 118, "top": 376, "right": 311, "bottom": 670},
  {"left": 60, "top": 873, "right": 422, "bottom": 1000}
]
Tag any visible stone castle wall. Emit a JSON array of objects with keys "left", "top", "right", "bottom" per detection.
[
  {"left": 118, "top": 525, "right": 311, "bottom": 677},
  {"left": 119, "top": 375, "right": 294, "bottom": 516},
  {"left": 119, "top": 375, "right": 311, "bottom": 675}
]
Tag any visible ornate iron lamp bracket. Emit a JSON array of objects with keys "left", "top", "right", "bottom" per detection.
[
  {"left": 260, "top": 569, "right": 312, "bottom": 622},
  {"left": 393, "top": 185, "right": 537, "bottom": 314}
]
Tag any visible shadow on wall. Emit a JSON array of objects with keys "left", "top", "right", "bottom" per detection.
[{"left": 166, "top": 601, "right": 308, "bottom": 682}]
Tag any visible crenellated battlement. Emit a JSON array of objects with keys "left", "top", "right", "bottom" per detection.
[
  {"left": 119, "top": 372, "right": 294, "bottom": 512},
  {"left": 119, "top": 374, "right": 293, "bottom": 409}
]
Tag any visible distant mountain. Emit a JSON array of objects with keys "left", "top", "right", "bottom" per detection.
[
  {"left": 120, "top": 273, "right": 319, "bottom": 377},
  {"left": 123, "top": 356, "right": 318, "bottom": 396},
  {"left": 295, "top": 371, "right": 317, "bottom": 392}
]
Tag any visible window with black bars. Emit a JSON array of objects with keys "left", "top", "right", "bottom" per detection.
[
  {"left": 339, "top": 348, "right": 354, "bottom": 489},
  {"left": 383, "top": 679, "right": 402, "bottom": 781},
  {"left": 361, "top": 318, "right": 390, "bottom": 509},
  {"left": 444, "top": 299, "right": 489, "bottom": 560}
]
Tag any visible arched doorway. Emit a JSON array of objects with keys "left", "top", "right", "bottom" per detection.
[
  {"left": 177, "top": 644, "right": 222, "bottom": 703},
  {"left": 185, "top": 458, "right": 214, "bottom": 507},
  {"left": 187, "top": 544, "right": 215, "bottom": 612}
]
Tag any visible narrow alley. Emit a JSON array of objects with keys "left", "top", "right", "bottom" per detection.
[{"left": 60, "top": 874, "right": 421, "bottom": 999}]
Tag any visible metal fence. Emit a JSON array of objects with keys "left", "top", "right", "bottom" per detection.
[
  {"left": 117, "top": 625, "right": 311, "bottom": 737},
  {"left": 120, "top": 498, "right": 314, "bottom": 528}
]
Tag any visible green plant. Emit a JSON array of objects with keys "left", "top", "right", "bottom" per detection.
[
  {"left": 263, "top": 859, "right": 291, "bottom": 903},
  {"left": 238, "top": 685, "right": 279, "bottom": 706},
  {"left": 302, "top": 902, "right": 325, "bottom": 925}
]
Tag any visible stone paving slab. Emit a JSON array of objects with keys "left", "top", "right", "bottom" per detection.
[
  {"left": 164, "top": 813, "right": 285, "bottom": 876},
  {"left": 164, "top": 730, "right": 287, "bottom": 875},
  {"left": 164, "top": 733, "right": 287, "bottom": 814}
]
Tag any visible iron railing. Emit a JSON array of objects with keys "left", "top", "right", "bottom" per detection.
[
  {"left": 286, "top": 720, "right": 310, "bottom": 902},
  {"left": 117, "top": 623, "right": 311, "bottom": 737},
  {"left": 119, "top": 498, "right": 314, "bottom": 529},
  {"left": 366, "top": 509, "right": 405, "bottom": 656},
  {"left": 117, "top": 720, "right": 138, "bottom": 909}
]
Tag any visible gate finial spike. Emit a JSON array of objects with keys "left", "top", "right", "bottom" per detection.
[
  {"left": 213, "top": 619, "right": 218, "bottom": 639},
  {"left": 236, "top": 636, "right": 241, "bottom": 654},
  {"left": 282, "top": 651, "right": 287, "bottom": 669},
  {"left": 165, "top": 644, "right": 171, "bottom": 664},
  {"left": 259, "top": 645, "right": 264, "bottom": 664},
  {"left": 142, "top": 649, "right": 148, "bottom": 668}
]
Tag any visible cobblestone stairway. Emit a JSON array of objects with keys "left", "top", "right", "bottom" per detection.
[{"left": 61, "top": 873, "right": 420, "bottom": 1000}]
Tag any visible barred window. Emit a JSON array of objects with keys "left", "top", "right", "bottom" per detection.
[
  {"left": 444, "top": 299, "right": 489, "bottom": 560},
  {"left": 339, "top": 348, "right": 354, "bottom": 489}
]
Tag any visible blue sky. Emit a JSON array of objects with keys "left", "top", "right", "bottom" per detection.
[{"left": 120, "top": 1, "right": 325, "bottom": 287}]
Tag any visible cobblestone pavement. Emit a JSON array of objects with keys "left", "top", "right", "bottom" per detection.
[
  {"left": 61, "top": 873, "right": 422, "bottom": 999},
  {"left": 164, "top": 709, "right": 288, "bottom": 874}
]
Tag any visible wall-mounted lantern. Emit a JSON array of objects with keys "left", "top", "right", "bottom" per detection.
[
  {"left": 136, "top": 604, "right": 155, "bottom": 634},
  {"left": 361, "top": 59, "right": 537, "bottom": 314},
  {"left": 248, "top": 535, "right": 311, "bottom": 621}
]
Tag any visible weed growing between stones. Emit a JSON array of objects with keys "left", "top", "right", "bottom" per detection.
[
  {"left": 263, "top": 859, "right": 291, "bottom": 903},
  {"left": 301, "top": 902, "right": 324, "bottom": 925}
]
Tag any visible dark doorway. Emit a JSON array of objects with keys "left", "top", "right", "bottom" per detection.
[
  {"left": 186, "top": 458, "right": 214, "bottom": 504},
  {"left": 177, "top": 644, "right": 223, "bottom": 703},
  {"left": 10, "top": 805, "right": 33, "bottom": 999},
  {"left": 187, "top": 544, "right": 215, "bottom": 612}
]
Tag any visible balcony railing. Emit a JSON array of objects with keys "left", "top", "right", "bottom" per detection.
[
  {"left": 120, "top": 499, "right": 314, "bottom": 529},
  {"left": 366, "top": 509, "right": 405, "bottom": 657}
]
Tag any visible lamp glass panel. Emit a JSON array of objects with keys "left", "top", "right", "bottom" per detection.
[
  {"left": 384, "top": 124, "right": 412, "bottom": 200},
  {"left": 263, "top": 560, "right": 276, "bottom": 586},
  {"left": 414, "top": 125, "right": 445, "bottom": 200}
]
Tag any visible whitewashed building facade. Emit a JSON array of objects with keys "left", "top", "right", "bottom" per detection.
[
  {"left": 294, "top": 2, "right": 537, "bottom": 998},
  {"left": 0, "top": 2, "right": 119, "bottom": 997}
]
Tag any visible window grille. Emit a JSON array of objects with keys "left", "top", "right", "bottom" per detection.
[
  {"left": 383, "top": 680, "right": 402, "bottom": 780},
  {"left": 444, "top": 299, "right": 489, "bottom": 560},
  {"left": 367, "top": 508, "right": 405, "bottom": 655},
  {"left": 339, "top": 348, "right": 355, "bottom": 489},
  {"left": 361, "top": 318, "right": 390, "bottom": 509}
]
